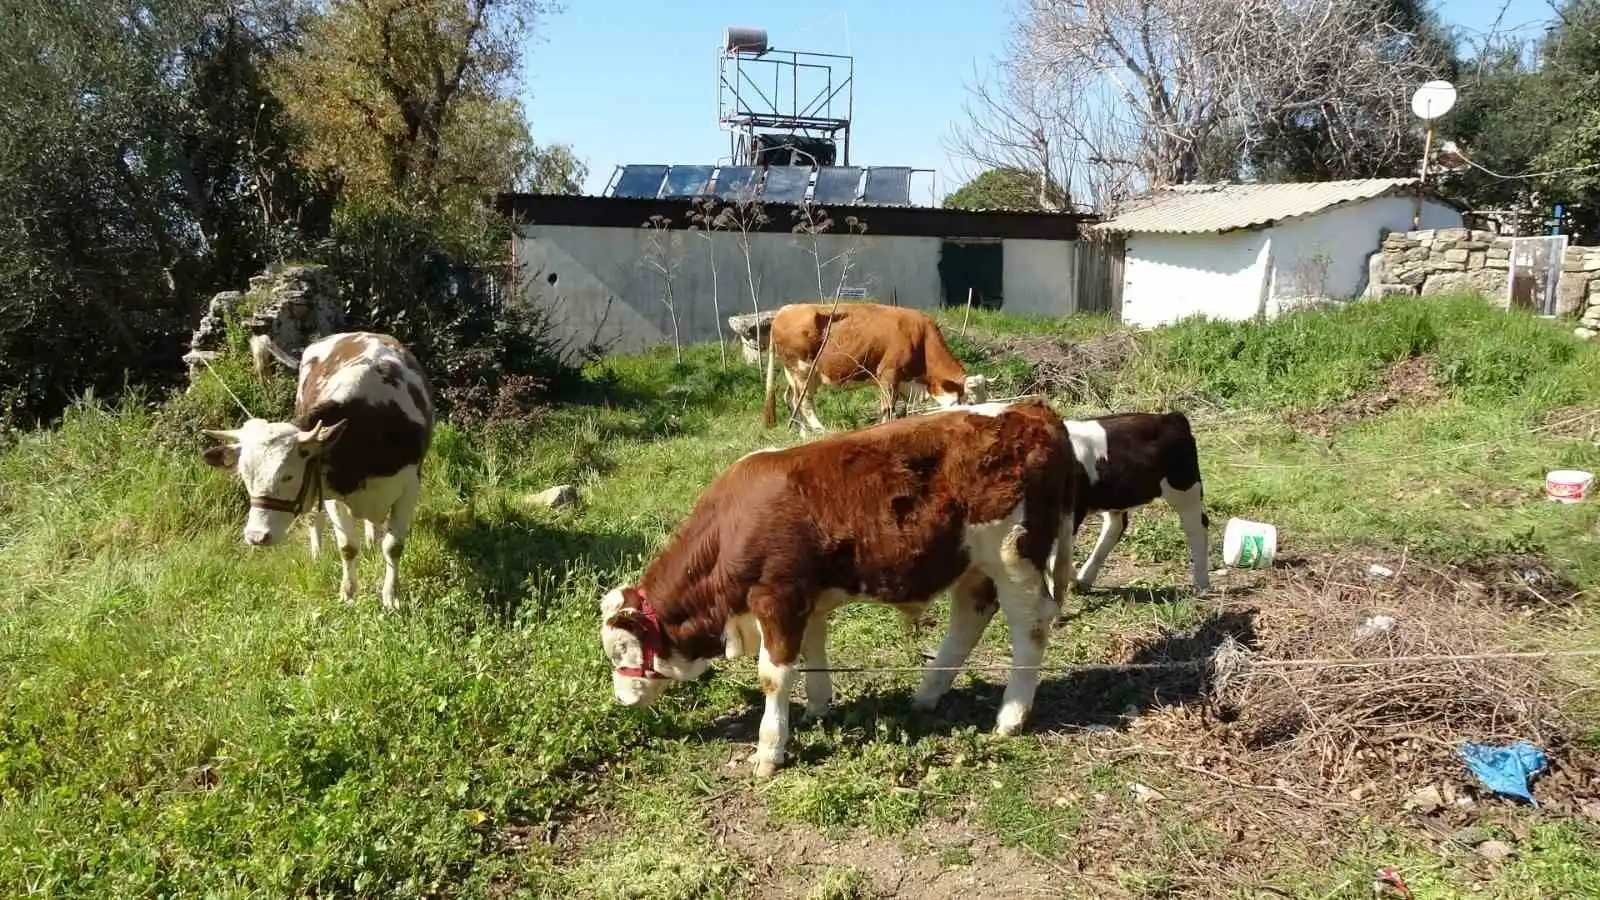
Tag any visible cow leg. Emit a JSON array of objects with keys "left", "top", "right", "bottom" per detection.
[
  {"left": 1074, "top": 510, "right": 1127, "bottom": 591},
  {"left": 753, "top": 634, "right": 799, "bottom": 779},
  {"left": 306, "top": 506, "right": 323, "bottom": 559},
  {"left": 912, "top": 569, "right": 998, "bottom": 711},
  {"left": 1162, "top": 481, "right": 1210, "bottom": 591},
  {"left": 799, "top": 612, "right": 832, "bottom": 719},
  {"left": 791, "top": 368, "right": 827, "bottom": 435},
  {"left": 324, "top": 499, "right": 361, "bottom": 603},
  {"left": 379, "top": 476, "right": 422, "bottom": 611},
  {"left": 993, "top": 561, "right": 1059, "bottom": 738},
  {"left": 875, "top": 370, "right": 901, "bottom": 422}
]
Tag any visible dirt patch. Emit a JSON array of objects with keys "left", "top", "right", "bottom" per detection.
[
  {"left": 966, "top": 330, "right": 1138, "bottom": 405},
  {"left": 1442, "top": 553, "right": 1583, "bottom": 610},
  {"left": 706, "top": 791, "right": 1071, "bottom": 900},
  {"left": 1539, "top": 404, "right": 1600, "bottom": 441},
  {"left": 1290, "top": 354, "right": 1445, "bottom": 437}
]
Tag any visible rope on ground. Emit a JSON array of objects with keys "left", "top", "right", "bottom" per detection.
[
  {"left": 793, "top": 645, "right": 1600, "bottom": 680},
  {"left": 198, "top": 355, "right": 256, "bottom": 420}
]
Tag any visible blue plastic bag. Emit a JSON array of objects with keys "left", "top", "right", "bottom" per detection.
[{"left": 1456, "top": 740, "right": 1548, "bottom": 805}]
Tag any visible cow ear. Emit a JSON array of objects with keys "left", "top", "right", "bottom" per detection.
[
  {"left": 606, "top": 607, "right": 645, "bottom": 634},
  {"left": 604, "top": 586, "right": 648, "bottom": 630},
  {"left": 202, "top": 443, "right": 239, "bottom": 469}
]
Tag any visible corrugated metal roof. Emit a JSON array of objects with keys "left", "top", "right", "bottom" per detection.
[{"left": 1092, "top": 178, "right": 1423, "bottom": 235}]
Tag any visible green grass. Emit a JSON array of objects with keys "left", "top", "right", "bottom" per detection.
[{"left": 1, "top": 293, "right": 1598, "bottom": 897}]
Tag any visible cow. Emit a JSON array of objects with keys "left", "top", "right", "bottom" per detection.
[
  {"left": 762, "top": 301, "right": 972, "bottom": 435},
  {"left": 201, "top": 331, "right": 436, "bottom": 610},
  {"left": 598, "top": 399, "right": 1078, "bottom": 778},
  {"left": 1053, "top": 411, "right": 1211, "bottom": 593}
]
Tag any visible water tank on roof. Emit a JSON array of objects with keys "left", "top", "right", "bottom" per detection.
[{"left": 724, "top": 27, "right": 769, "bottom": 54}]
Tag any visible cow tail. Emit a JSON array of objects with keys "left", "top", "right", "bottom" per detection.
[{"left": 762, "top": 339, "right": 778, "bottom": 428}]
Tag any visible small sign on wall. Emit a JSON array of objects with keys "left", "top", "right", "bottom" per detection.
[{"left": 835, "top": 286, "right": 867, "bottom": 299}]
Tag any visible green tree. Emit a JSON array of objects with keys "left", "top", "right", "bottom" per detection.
[
  {"left": 943, "top": 167, "right": 1057, "bottom": 210},
  {"left": 269, "top": 0, "right": 564, "bottom": 208},
  {"left": 1440, "top": 2, "right": 1600, "bottom": 237},
  {"left": 0, "top": 0, "right": 320, "bottom": 425},
  {"left": 1530, "top": 0, "right": 1600, "bottom": 237}
]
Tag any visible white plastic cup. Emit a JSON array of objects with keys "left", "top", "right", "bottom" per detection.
[
  {"left": 1223, "top": 518, "right": 1277, "bottom": 568},
  {"left": 1546, "top": 470, "right": 1594, "bottom": 504}
]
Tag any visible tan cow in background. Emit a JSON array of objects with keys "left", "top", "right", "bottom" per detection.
[{"left": 762, "top": 301, "right": 973, "bottom": 434}]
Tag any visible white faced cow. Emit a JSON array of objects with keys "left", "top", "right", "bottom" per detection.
[
  {"left": 598, "top": 399, "right": 1077, "bottom": 778},
  {"left": 202, "top": 331, "right": 435, "bottom": 610}
]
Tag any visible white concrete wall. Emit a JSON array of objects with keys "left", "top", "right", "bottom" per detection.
[
  {"left": 513, "top": 226, "right": 941, "bottom": 355},
  {"left": 1118, "top": 196, "right": 1462, "bottom": 328},
  {"left": 512, "top": 225, "right": 1087, "bottom": 355},
  {"left": 1120, "top": 230, "right": 1271, "bottom": 328},
  {"left": 1266, "top": 197, "right": 1461, "bottom": 314},
  {"left": 1003, "top": 238, "right": 1078, "bottom": 316}
]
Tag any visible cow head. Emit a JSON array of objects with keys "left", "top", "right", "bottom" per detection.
[
  {"left": 202, "top": 418, "right": 348, "bottom": 547},
  {"left": 600, "top": 585, "right": 707, "bottom": 707},
  {"left": 930, "top": 377, "right": 967, "bottom": 408}
]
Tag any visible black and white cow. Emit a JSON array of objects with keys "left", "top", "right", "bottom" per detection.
[
  {"left": 1056, "top": 411, "right": 1211, "bottom": 592},
  {"left": 201, "top": 331, "right": 436, "bottom": 609}
]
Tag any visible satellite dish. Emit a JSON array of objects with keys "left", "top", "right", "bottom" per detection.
[{"left": 1410, "top": 80, "right": 1457, "bottom": 121}]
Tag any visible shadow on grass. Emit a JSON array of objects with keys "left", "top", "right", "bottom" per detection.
[
  {"left": 551, "top": 360, "right": 768, "bottom": 445},
  {"left": 1059, "top": 583, "right": 1189, "bottom": 620},
  {"left": 691, "top": 607, "right": 1261, "bottom": 757},
  {"left": 441, "top": 509, "right": 653, "bottom": 619}
]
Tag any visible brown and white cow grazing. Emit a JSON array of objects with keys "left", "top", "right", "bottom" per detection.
[
  {"left": 201, "top": 331, "right": 435, "bottom": 610},
  {"left": 599, "top": 399, "right": 1077, "bottom": 777},
  {"left": 1055, "top": 411, "right": 1211, "bottom": 592},
  {"left": 762, "top": 301, "right": 971, "bottom": 434}
]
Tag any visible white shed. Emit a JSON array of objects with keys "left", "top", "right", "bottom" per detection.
[{"left": 1094, "top": 178, "right": 1464, "bottom": 328}]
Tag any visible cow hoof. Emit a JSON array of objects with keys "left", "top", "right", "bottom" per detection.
[
  {"left": 910, "top": 692, "right": 941, "bottom": 712},
  {"left": 753, "top": 758, "right": 780, "bottom": 779},
  {"left": 803, "top": 703, "right": 830, "bottom": 721},
  {"left": 994, "top": 708, "right": 1029, "bottom": 737}
]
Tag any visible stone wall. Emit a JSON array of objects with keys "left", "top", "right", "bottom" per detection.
[
  {"left": 1366, "top": 228, "right": 1600, "bottom": 338},
  {"left": 182, "top": 264, "right": 343, "bottom": 380}
]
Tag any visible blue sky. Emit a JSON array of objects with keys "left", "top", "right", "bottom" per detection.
[{"left": 520, "top": 0, "right": 1557, "bottom": 200}]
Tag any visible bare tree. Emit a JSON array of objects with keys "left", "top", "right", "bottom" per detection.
[
  {"left": 716, "top": 198, "right": 770, "bottom": 322},
  {"left": 955, "top": 0, "right": 1442, "bottom": 210},
  {"left": 946, "top": 56, "right": 1110, "bottom": 210},
  {"left": 640, "top": 214, "right": 685, "bottom": 363},
  {"left": 789, "top": 206, "right": 872, "bottom": 300},
  {"left": 686, "top": 197, "right": 730, "bottom": 369}
]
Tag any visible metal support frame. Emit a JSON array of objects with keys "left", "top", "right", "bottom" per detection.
[{"left": 717, "top": 40, "right": 855, "bottom": 167}]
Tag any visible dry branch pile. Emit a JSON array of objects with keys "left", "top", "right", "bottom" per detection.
[
  {"left": 1119, "top": 551, "right": 1594, "bottom": 812},
  {"left": 969, "top": 330, "right": 1138, "bottom": 406}
]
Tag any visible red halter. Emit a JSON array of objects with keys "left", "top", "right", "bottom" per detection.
[{"left": 613, "top": 588, "right": 669, "bottom": 680}]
